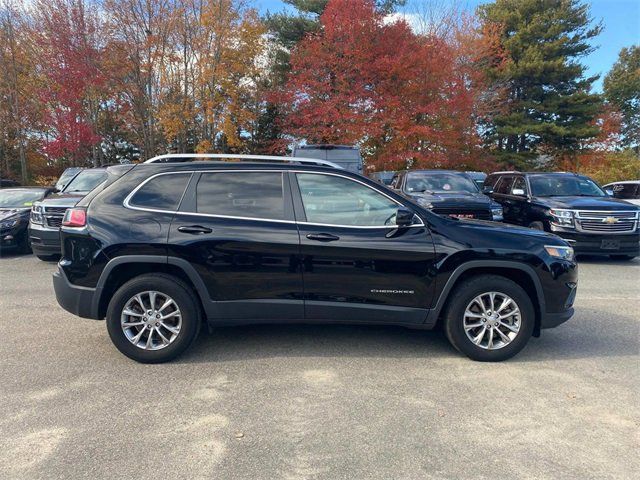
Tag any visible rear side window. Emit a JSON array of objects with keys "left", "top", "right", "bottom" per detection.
[
  {"left": 129, "top": 173, "right": 191, "bottom": 211},
  {"left": 196, "top": 172, "right": 285, "bottom": 220},
  {"left": 494, "top": 176, "right": 514, "bottom": 194}
]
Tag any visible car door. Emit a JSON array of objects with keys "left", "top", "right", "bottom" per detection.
[
  {"left": 290, "top": 171, "right": 436, "bottom": 324},
  {"left": 168, "top": 169, "right": 304, "bottom": 321},
  {"left": 503, "top": 176, "right": 529, "bottom": 225}
]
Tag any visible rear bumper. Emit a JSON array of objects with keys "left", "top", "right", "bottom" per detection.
[
  {"left": 29, "top": 223, "right": 61, "bottom": 255},
  {"left": 53, "top": 266, "right": 100, "bottom": 319},
  {"left": 550, "top": 230, "right": 639, "bottom": 256}
]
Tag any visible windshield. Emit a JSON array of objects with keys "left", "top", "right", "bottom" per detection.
[
  {"left": 0, "top": 190, "right": 45, "bottom": 208},
  {"left": 405, "top": 173, "right": 479, "bottom": 194},
  {"left": 63, "top": 170, "right": 107, "bottom": 193},
  {"left": 529, "top": 175, "right": 606, "bottom": 197}
]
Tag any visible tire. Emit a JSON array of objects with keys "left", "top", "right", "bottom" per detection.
[
  {"left": 36, "top": 254, "right": 59, "bottom": 261},
  {"left": 18, "top": 236, "right": 32, "bottom": 255},
  {"left": 443, "top": 274, "right": 535, "bottom": 362},
  {"left": 528, "top": 221, "right": 545, "bottom": 231},
  {"left": 106, "top": 273, "right": 201, "bottom": 363},
  {"left": 610, "top": 255, "right": 636, "bottom": 261}
]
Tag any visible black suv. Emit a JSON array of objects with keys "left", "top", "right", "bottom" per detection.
[
  {"left": 29, "top": 167, "right": 108, "bottom": 260},
  {"left": 53, "top": 155, "right": 577, "bottom": 363},
  {"left": 485, "top": 171, "right": 640, "bottom": 259},
  {"left": 390, "top": 170, "right": 503, "bottom": 221}
]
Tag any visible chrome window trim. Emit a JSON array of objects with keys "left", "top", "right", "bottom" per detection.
[{"left": 123, "top": 169, "right": 425, "bottom": 229}]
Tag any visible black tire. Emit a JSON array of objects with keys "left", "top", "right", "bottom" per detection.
[
  {"left": 106, "top": 273, "right": 201, "bottom": 363},
  {"left": 610, "top": 255, "right": 636, "bottom": 261},
  {"left": 443, "top": 274, "right": 535, "bottom": 362},
  {"left": 528, "top": 221, "right": 545, "bottom": 231},
  {"left": 36, "top": 254, "right": 59, "bottom": 261},
  {"left": 18, "top": 236, "right": 32, "bottom": 255}
]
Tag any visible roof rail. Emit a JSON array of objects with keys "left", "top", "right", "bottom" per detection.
[
  {"left": 492, "top": 170, "right": 521, "bottom": 174},
  {"left": 144, "top": 153, "right": 343, "bottom": 169}
]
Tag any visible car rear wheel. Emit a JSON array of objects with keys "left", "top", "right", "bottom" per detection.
[
  {"left": 36, "top": 254, "right": 59, "bottom": 261},
  {"left": 443, "top": 275, "right": 535, "bottom": 361},
  {"left": 106, "top": 274, "right": 201, "bottom": 363},
  {"left": 610, "top": 255, "right": 636, "bottom": 261}
]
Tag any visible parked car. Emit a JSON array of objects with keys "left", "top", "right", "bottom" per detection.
[
  {"left": 602, "top": 180, "right": 640, "bottom": 206},
  {"left": 55, "top": 167, "right": 84, "bottom": 192},
  {"left": 369, "top": 170, "right": 396, "bottom": 185},
  {"left": 390, "top": 170, "right": 503, "bottom": 221},
  {"left": 0, "top": 187, "right": 55, "bottom": 254},
  {"left": 292, "top": 144, "right": 363, "bottom": 174},
  {"left": 466, "top": 171, "right": 487, "bottom": 190},
  {"left": 53, "top": 154, "right": 577, "bottom": 364},
  {"left": 29, "top": 167, "right": 109, "bottom": 260},
  {"left": 484, "top": 171, "right": 640, "bottom": 259},
  {"left": 0, "top": 178, "right": 21, "bottom": 188}
]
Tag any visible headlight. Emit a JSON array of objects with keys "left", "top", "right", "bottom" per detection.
[
  {"left": 491, "top": 207, "right": 503, "bottom": 220},
  {"left": 544, "top": 245, "right": 575, "bottom": 261},
  {"left": 549, "top": 208, "right": 574, "bottom": 227},
  {"left": 0, "top": 217, "right": 20, "bottom": 229},
  {"left": 30, "top": 204, "right": 44, "bottom": 225}
]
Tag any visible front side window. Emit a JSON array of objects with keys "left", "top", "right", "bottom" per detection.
[
  {"left": 529, "top": 175, "right": 606, "bottom": 197},
  {"left": 296, "top": 173, "right": 399, "bottom": 227},
  {"left": 611, "top": 183, "right": 640, "bottom": 199},
  {"left": 494, "top": 176, "right": 514, "bottom": 195},
  {"left": 130, "top": 173, "right": 190, "bottom": 211},
  {"left": 196, "top": 172, "right": 285, "bottom": 220},
  {"left": 511, "top": 177, "right": 528, "bottom": 195}
]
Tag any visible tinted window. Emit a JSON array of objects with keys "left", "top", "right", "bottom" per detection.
[
  {"left": 130, "top": 173, "right": 190, "bottom": 210},
  {"left": 610, "top": 183, "right": 640, "bottom": 199},
  {"left": 529, "top": 175, "right": 605, "bottom": 197},
  {"left": 296, "top": 173, "right": 399, "bottom": 226},
  {"left": 196, "top": 172, "right": 284, "bottom": 220},
  {"left": 511, "top": 176, "right": 527, "bottom": 195},
  {"left": 494, "top": 176, "right": 514, "bottom": 194},
  {"left": 405, "top": 173, "right": 479, "bottom": 194}
]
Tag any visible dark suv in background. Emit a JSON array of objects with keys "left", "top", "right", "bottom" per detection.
[
  {"left": 485, "top": 171, "right": 640, "bottom": 259},
  {"left": 391, "top": 170, "right": 503, "bottom": 221},
  {"left": 53, "top": 154, "right": 577, "bottom": 364},
  {"left": 29, "top": 167, "right": 108, "bottom": 260}
]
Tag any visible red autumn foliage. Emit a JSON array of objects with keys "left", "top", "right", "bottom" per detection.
[
  {"left": 276, "top": 0, "right": 500, "bottom": 171},
  {"left": 34, "top": 0, "right": 104, "bottom": 165}
]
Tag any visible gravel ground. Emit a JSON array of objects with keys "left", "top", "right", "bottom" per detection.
[{"left": 0, "top": 253, "right": 638, "bottom": 480}]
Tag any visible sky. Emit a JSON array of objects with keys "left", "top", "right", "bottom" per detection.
[{"left": 254, "top": 0, "right": 640, "bottom": 92}]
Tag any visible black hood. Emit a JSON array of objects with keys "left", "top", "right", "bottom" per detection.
[
  {"left": 532, "top": 196, "right": 639, "bottom": 211},
  {"left": 38, "top": 192, "right": 85, "bottom": 208},
  {"left": 408, "top": 191, "right": 493, "bottom": 208},
  {"left": 0, "top": 207, "right": 30, "bottom": 221}
]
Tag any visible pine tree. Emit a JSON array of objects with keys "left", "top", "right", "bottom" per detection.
[
  {"left": 604, "top": 46, "right": 640, "bottom": 151},
  {"left": 478, "top": 0, "right": 603, "bottom": 167}
]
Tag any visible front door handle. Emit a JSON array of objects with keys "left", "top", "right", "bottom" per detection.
[
  {"left": 177, "top": 225, "right": 213, "bottom": 235},
  {"left": 306, "top": 233, "right": 340, "bottom": 242}
]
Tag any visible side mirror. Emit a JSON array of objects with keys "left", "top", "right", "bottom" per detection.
[
  {"left": 512, "top": 188, "right": 526, "bottom": 196},
  {"left": 396, "top": 208, "right": 414, "bottom": 227},
  {"left": 605, "top": 189, "right": 614, "bottom": 196},
  {"left": 482, "top": 186, "right": 493, "bottom": 194}
]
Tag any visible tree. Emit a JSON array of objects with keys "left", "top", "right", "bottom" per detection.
[
  {"left": 604, "top": 45, "right": 640, "bottom": 151},
  {"left": 277, "top": 0, "right": 488, "bottom": 170},
  {"left": 478, "top": 0, "right": 603, "bottom": 168}
]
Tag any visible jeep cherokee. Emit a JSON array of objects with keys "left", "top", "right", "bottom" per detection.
[{"left": 53, "top": 154, "right": 578, "bottom": 363}]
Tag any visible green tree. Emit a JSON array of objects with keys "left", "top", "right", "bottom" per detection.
[
  {"left": 478, "top": 0, "right": 603, "bottom": 168},
  {"left": 603, "top": 45, "right": 640, "bottom": 151}
]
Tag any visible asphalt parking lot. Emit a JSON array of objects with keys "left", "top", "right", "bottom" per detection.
[{"left": 0, "top": 254, "right": 638, "bottom": 480}]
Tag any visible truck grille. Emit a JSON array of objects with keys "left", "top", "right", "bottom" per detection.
[
  {"left": 43, "top": 206, "right": 68, "bottom": 229},
  {"left": 432, "top": 207, "right": 492, "bottom": 220},
  {"left": 575, "top": 211, "right": 638, "bottom": 234}
]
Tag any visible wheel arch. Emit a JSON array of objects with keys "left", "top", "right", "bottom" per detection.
[
  {"left": 93, "top": 256, "right": 210, "bottom": 320},
  {"left": 430, "top": 261, "right": 544, "bottom": 337}
]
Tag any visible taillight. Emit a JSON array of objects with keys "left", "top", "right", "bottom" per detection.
[{"left": 62, "top": 208, "right": 87, "bottom": 227}]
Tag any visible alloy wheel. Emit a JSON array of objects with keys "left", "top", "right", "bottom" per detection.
[
  {"left": 120, "top": 291, "right": 182, "bottom": 350},
  {"left": 463, "top": 291, "right": 521, "bottom": 350}
]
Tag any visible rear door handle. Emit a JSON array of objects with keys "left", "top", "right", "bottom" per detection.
[
  {"left": 306, "top": 233, "right": 340, "bottom": 242},
  {"left": 177, "top": 225, "right": 213, "bottom": 235}
]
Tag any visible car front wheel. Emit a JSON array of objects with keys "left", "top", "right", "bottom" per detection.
[
  {"left": 443, "top": 275, "right": 535, "bottom": 361},
  {"left": 106, "top": 273, "right": 201, "bottom": 363}
]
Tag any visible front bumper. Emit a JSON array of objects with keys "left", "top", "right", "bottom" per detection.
[
  {"left": 53, "top": 266, "right": 100, "bottom": 319},
  {"left": 29, "top": 223, "right": 61, "bottom": 255},
  {"left": 549, "top": 228, "right": 639, "bottom": 256},
  {"left": 540, "top": 307, "right": 574, "bottom": 329}
]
